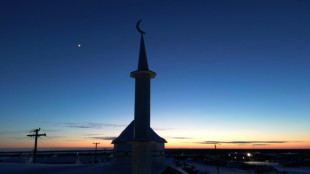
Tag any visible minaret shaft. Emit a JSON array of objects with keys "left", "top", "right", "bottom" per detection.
[{"left": 134, "top": 74, "right": 151, "bottom": 140}]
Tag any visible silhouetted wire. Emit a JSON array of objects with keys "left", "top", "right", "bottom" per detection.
[
  {"left": 39, "top": 137, "right": 54, "bottom": 146},
  {"left": 40, "top": 137, "right": 61, "bottom": 146},
  {"left": 45, "top": 138, "right": 61, "bottom": 146},
  {"left": 39, "top": 137, "right": 50, "bottom": 146},
  {"left": 27, "top": 129, "right": 36, "bottom": 133},
  {"left": 38, "top": 137, "right": 50, "bottom": 148}
]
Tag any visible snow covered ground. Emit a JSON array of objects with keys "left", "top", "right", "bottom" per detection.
[
  {"left": 1, "top": 158, "right": 310, "bottom": 174},
  {"left": 0, "top": 162, "right": 241, "bottom": 174},
  {"left": 0, "top": 163, "right": 128, "bottom": 174},
  {"left": 166, "top": 158, "right": 310, "bottom": 174},
  {"left": 245, "top": 161, "right": 310, "bottom": 174},
  {"left": 165, "top": 158, "right": 252, "bottom": 174}
]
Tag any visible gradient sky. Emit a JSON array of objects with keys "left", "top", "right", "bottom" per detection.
[{"left": 0, "top": 0, "right": 309, "bottom": 150}]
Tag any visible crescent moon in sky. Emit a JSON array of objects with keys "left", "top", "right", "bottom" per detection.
[{"left": 136, "top": 19, "right": 146, "bottom": 34}]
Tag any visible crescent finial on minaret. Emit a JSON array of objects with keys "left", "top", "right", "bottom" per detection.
[{"left": 136, "top": 19, "right": 146, "bottom": 35}]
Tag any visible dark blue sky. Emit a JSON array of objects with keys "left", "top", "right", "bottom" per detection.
[{"left": 0, "top": 0, "right": 309, "bottom": 149}]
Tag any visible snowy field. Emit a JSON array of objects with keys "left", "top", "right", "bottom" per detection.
[
  {"left": 0, "top": 162, "right": 122, "bottom": 174},
  {"left": 245, "top": 161, "right": 310, "bottom": 174},
  {"left": 1, "top": 158, "right": 310, "bottom": 174},
  {"left": 0, "top": 162, "right": 247, "bottom": 174}
]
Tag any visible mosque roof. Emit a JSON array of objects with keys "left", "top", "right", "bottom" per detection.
[{"left": 112, "top": 120, "right": 167, "bottom": 144}]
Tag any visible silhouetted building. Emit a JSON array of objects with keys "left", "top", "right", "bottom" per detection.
[{"left": 112, "top": 21, "right": 166, "bottom": 173}]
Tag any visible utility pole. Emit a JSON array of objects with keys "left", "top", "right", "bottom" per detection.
[
  {"left": 93, "top": 142, "right": 100, "bottom": 163},
  {"left": 27, "top": 128, "right": 46, "bottom": 163},
  {"left": 215, "top": 145, "right": 220, "bottom": 174}
]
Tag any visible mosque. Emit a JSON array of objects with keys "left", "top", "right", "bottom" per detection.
[{"left": 111, "top": 20, "right": 167, "bottom": 174}]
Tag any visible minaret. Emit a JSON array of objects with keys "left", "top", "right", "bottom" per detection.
[{"left": 130, "top": 20, "right": 155, "bottom": 174}]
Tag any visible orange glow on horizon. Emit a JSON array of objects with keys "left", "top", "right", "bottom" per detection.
[{"left": 3, "top": 140, "right": 309, "bottom": 150}]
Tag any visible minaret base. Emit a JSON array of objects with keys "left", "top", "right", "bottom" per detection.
[{"left": 132, "top": 141, "right": 151, "bottom": 174}]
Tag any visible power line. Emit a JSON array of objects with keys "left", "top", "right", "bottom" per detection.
[
  {"left": 38, "top": 137, "right": 48, "bottom": 147},
  {"left": 27, "top": 128, "right": 46, "bottom": 163},
  {"left": 40, "top": 137, "right": 61, "bottom": 146},
  {"left": 39, "top": 137, "right": 53, "bottom": 147}
]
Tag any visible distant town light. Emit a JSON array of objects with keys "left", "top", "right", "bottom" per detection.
[{"left": 247, "top": 153, "right": 252, "bottom": 157}]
